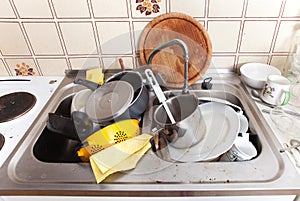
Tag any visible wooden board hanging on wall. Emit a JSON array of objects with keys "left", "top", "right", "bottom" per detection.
[{"left": 138, "top": 12, "right": 212, "bottom": 88}]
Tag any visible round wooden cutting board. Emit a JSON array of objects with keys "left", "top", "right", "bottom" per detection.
[{"left": 139, "top": 12, "right": 212, "bottom": 88}]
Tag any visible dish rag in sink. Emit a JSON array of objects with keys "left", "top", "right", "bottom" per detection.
[{"left": 89, "top": 133, "right": 152, "bottom": 183}]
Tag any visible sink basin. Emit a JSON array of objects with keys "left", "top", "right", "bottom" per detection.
[
  {"left": 144, "top": 89, "right": 262, "bottom": 163},
  {"left": 1, "top": 71, "right": 300, "bottom": 196}
]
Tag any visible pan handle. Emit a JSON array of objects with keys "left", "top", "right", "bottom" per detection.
[{"left": 74, "top": 77, "right": 100, "bottom": 91}]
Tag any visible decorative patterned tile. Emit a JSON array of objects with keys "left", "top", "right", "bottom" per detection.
[
  {"left": 13, "top": 0, "right": 53, "bottom": 19},
  {"left": 170, "top": 0, "right": 205, "bottom": 17},
  {"left": 91, "top": 0, "right": 128, "bottom": 18},
  {"left": 5, "top": 58, "right": 39, "bottom": 76},
  {"left": 207, "top": 21, "right": 241, "bottom": 53},
  {"left": 240, "top": 21, "right": 277, "bottom": 52},
  {"left": 52, "top": 0, "right": 90, "bottom": 18},
  {"left": 96, "top": 21, "right": 132, "bottom": 55},
  {"left": 208, "top": 0, "right": 244, "bottom": 18},
  {"left": 0, "top": 0, "right": 16, "bottom": 18},
  {"left": 23, "top": 22, "right": 64, "bottom": 55},
  {"left": 211, "top": 56, "right": 236, "bottom": 68},
  {"left": 246, "top": 0, "right": 283, "bottom": 17},
  {"left": 283, "top": 0, "right": 300, "bottom": 17},
  {"left": 69, "top": 57, "right": 101, "bottom": 69},
  {"left": 131, "top": 0, "right": 166, "bottom": 18},
  {"left": 274, "top": 21, "right": 300, "bottom": 53},
  {"left": 37, "top": 58, "right": 68, "bottom": 76},
  {"left": 0, "top": 22, "right": 31, "bottom": 56},
  {"left": 59, "top": 22, "right": 98, "bottom": 55}
]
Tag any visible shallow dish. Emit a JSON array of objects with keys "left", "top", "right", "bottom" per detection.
[
  {"left": 168, "top": 102, "right": 240, "bottom": 162},
  {"left": 240, "top": 63, "right": 281, "bottom": 89}
]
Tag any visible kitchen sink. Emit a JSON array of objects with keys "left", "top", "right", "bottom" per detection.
[{"left": 1, "top": 70, "right": 300, "bottom": 196}]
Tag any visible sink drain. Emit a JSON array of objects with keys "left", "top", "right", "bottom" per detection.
[{"left": 0, "top": 134, "right": 4, "bottom": 151}]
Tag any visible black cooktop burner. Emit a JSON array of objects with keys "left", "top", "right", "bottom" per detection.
[
  {"left": 0, "top": 134, "right": 4, "bottom": 151},
  {"left": 0, "top": 92, "right": 37, "bottom": 123}
]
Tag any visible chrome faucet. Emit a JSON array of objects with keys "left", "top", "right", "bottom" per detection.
[{"left": 146, "top": 39, "right": 189, "bottom": 94}]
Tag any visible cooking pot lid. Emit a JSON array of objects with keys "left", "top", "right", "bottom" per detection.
[
  {"left": 85, "top": 81, "right": 134, "bottom": 123},
  {"left": 0, "top": 92, "right": 36, "bottom": 123}
]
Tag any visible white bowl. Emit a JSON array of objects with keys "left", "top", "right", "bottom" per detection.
[{"left": 240, "top": 63, "right": 281, "bottom": 89}]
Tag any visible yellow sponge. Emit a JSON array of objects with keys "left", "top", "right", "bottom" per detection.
[{"left": 86, "top": 68, "right": 104, "bottom": 85}]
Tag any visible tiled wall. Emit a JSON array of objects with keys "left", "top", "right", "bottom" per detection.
[{"left": 0, "top": 0, "right": 299, "bottom": 76}]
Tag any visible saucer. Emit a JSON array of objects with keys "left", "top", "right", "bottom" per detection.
[{"left": 168, "top": 102, "right": 240, "bottom": 162}]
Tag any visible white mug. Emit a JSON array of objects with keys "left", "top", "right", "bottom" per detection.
[
  {"left": 261, "top": 74, "right": 291, "bottom": 106},
  {"left": 219, "top": 133, "right": 257, "bottom": 162}
]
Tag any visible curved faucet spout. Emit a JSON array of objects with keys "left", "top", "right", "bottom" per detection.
[{"left": 147, "top": 39, "right": 189, "bottom": 94}]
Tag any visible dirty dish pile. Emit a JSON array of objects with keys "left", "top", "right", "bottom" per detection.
[
  {"left": 168, "top": 102, "right": 240, "bottom": 162},
  {"left": 240, "top": 63, "right": 281, "bottom": 89}
]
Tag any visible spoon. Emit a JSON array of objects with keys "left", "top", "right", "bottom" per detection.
[
  {"left": 251, "top": 89, "right": 261, "bottom": 100},
  {"left": 251, "top": 89, "right": 276, "bottom": 108}
]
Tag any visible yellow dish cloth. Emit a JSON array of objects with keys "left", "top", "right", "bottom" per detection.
[{"left": 89, "top": 133, "right": 152, "bottom": 183}]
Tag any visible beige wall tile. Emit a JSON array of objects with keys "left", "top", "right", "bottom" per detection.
[
  {"left": 283, "top": 0, "right": 300, "bottom": 17},
  {"left": 13, "top": 0, "right": 53, "bottom": 18},
  {"left": 208, "top": 21, "right": 241, "bottom": 53},
  {"left": 208, "top": 0, "right": 244, "bottom": 17},
  {"left": 0, "top": 59, "right": 10, "bottom": 75},
  {"left": 69, "top": 58, "right": 101, "bottom": 69},
  {"left": 102, "top": 57, "right": 133, "bottom": 70},
  {"left": 237, "top": 55, "right": 269, "bottom": 68},
  {"left": 0, "top": 0, "right": 16, "bottom": 18},
  {"left": 0, "top": 0, "right": 300, "bottom": 76},
  {"left": 91, "top": 0, "right": 128, "bottom": 18},
  {"left": 274, "top": 21, "right": 300, "bottom": 52},
  {"left": 97, "top": 21, "right": 132, "bottom": 55},
  {"left": 52, "top": 0, "right": 90, "bottom": 18},
  {"left": 23, "top": 22, "right": 64, "bottom": 55},
  {"left": 270, "top": 55, "right": 287, "bottom": 72},
  {"left": 132, "top": 21, "right": 149, "bottom": 50},
  {"left": 211, "top": 56, "right": 236, "bottom": 68},
  {"left": 240, "top": 21, "right": 277, "bottom": 52},
  {"left": 170, "top": 0, "right": 205, "bottom": 17},
  {"left": 59, "top": 22, "right": 98, "bottom": 55},
  {"left": 0, "top": 23, "right": 31, "bottom": 56},
  {"left": 37, "top": 58, "right": 68, "bottom": 76},
  {"left": 246, "top": 0, "right": 283, "bottom": 17}
]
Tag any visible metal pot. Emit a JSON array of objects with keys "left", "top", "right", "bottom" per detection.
[
  {"left": 154, "top": 94, "right": 206, "bottom": 149},
  {"left": 106, "top": 71, "right": 149, "bottom": 120}
]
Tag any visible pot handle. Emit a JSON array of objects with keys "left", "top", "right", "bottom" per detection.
[{"left": 74, "top": 77, "right": 99, "bottom": 91}]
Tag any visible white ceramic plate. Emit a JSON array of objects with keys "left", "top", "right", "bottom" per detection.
[{"left": 168, "top": 102, "right": 240, "bottom": 162}]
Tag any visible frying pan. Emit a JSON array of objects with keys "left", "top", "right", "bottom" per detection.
[{"left": 75, "top": 70, "right": 149, "bottom": 122}]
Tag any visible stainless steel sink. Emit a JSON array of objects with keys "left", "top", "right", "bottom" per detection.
[{"left": 1, "top": 70, "right": 300, "bottom": 196}]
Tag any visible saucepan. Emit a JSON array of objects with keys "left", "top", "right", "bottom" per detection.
[
  {"left": 74, "top": 71, "right": 149, "bottom": 124},
  {"left": 147, "top": 39, "right": 206, "bottom": 149}
]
